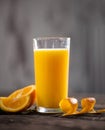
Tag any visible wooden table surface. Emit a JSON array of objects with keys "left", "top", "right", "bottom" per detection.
[{"left": 0, "top": 93, "right": 105, "bottom": 130}]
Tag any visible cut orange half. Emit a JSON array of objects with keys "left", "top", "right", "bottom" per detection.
[{"left": 0, "top": 96, "right": 30, "bottom": 112}]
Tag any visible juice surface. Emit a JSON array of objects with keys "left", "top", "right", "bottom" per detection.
[{"left": 34, "top": 49, "right": 69, "bottom": 108}]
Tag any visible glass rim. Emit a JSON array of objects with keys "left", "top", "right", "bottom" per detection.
[{"left": 33, "top": 37, "right": 71, "bottom": 40}]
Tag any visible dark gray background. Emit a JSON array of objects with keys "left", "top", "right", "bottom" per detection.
[{"left": 0, "top": 0, "right": 105, "bottom": 96}]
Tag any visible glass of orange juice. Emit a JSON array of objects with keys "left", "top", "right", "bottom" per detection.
[{"left": 33, "top": 37, "right": 70, "bottom": 113}]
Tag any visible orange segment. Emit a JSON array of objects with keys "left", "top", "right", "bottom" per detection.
[
  {"left": 0, "top": 96, "right": 30, "bottom": 112},
  {"left": 79, "top": 97, "right": 96, "bottom": 114},
  {"left": 59, "top": 97, "right": 78, "bottom": 116}
]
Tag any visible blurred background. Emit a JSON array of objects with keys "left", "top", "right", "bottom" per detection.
[{"left": 0, "top": 0, "right": 105, "bottom": 96}]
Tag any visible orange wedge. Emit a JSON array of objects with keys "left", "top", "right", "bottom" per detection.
[
  {"left": 0, "top": 96, "right": 30, "bottom": 112},
  {"left": 8, "top": 84, "right": 36, "bottom": 107},
  {"left": 0, "top": 84, "right": 36, "bottom": 112},
  {"left": 59, "top": 97, "right": 78, "bottom": 116},
  {"left": 8, "top": 84, "right": 35, "bottom": 98}
]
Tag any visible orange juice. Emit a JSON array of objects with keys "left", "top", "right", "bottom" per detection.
[{"left": 34, "top": 49, "right": 69, "bottom": 108}]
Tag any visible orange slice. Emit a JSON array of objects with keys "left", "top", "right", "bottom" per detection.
[
  {"left": 0, "top": 96, "right": 30, "bottom": 112},
  {"left": 8, "top": 84, "right": 35, "bottom": 98},
  {"left": 79, "top": 97, "right": 96, "bottom": 114},
  {"left": 59, "top": 97, "right": 78, "bottom": 116},
  {"left": 8, "top": 84, "right": 36, "bottom": 107},
  {"left": 0, "top": 84, "right": 36, "bottom": 112}
]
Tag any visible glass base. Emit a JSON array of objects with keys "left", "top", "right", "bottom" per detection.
[{"left": 37, "top": 107, "right": 62, "bottom": 113}]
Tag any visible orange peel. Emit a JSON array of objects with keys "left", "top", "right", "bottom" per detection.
[
  {"left": 96, "top": 109, "right": 105, "bottom": 113},
  {"left": 78, "top": 97, "right": 96, "bottom": 114},
  {"left": 59, "top": 97, "right": 78, "bottom": 116}
]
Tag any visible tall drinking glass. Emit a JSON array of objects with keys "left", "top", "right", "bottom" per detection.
[{"left": 33, "top": 37, "right": 70, "bottom": 113}]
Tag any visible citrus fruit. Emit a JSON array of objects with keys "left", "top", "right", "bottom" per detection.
[
  {"left": 59, "top": 97, "right": 78, "bottom": 116},
  {"left": 8, "top": 84, "right": 36, "bottom": 107},
  {"left": 0, "top": 84, "right": 36, "bottom": 112},
  {"left": 0, "top": 96, "right": 30, "bottom": 112},
  {"left": 8, "top": 84, "right": 35, "bottom": 98}
]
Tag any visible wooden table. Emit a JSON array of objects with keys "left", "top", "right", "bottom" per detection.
[{"left": 0, "top": 93, "right": 105, "bottom": 130}]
